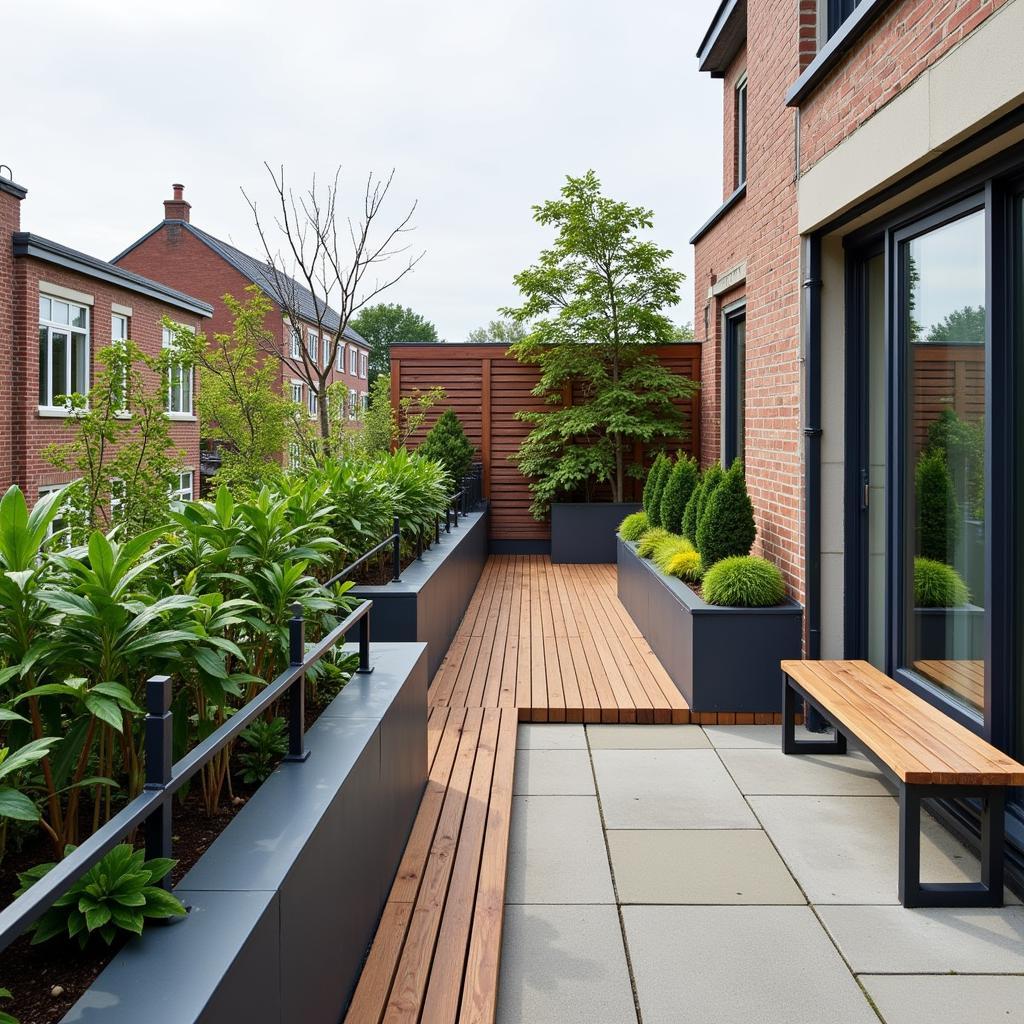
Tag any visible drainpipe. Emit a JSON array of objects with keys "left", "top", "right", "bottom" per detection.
[{"left": 803, "top": 234, "right": 828, "bottom": 731}]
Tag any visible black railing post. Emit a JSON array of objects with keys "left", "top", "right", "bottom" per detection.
[
  {"left": 357, "top": 607, "right": 374, "bottom": 674},
  {"left": 435, "top": 515, "right": 441, "bottom": 545},
  {"left": 285, "top": 603, "right": 309, "bottom": 762},
  {"left": 453, "top": 495, "right": 459, "bottom": 528},
  {"left": 392, "top": 516, "right": 402, "bottom": 581},
  {"left": 445, "top": 506, "right": 451, "bottom": 533},
  {"left": 144, "top": 675, "right": 173, "bottom": 888},
  {"left": 416, "top": 529, "right": 423, "bottom": 560}
]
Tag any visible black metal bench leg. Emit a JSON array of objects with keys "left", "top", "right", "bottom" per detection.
[
  {"left": 981, "top": 788, "right": 1005, "bottom": 903},
  {"left": 781, "top": 672, "right": 847, "bottom": 756},
  {"left": 899, "top": 784, "right": 922, "bottom": 907}
]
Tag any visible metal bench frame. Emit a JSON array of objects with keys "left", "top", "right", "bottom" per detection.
[{"left": 782, "top": 668, "right": 1005, "bottom": 909}]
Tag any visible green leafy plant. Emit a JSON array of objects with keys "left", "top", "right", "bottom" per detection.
[
  {"left": 350, "top": 303, "right": 440, "bottom": 385},
  {"left": 914, "top": 557, "right": 970, "bottom": 608},
  {"left": 418, "top": 409, "right": 476, "bottom": 490},
  {"left": 916, "top": 449, "right": 958, "bottom": 563},
  {"left": 0, "top": 988, "right": 18, "bottom": 1024},
  {"left": 16, "top": 843, "right": 186, "bottom": 948},
  {"left": 681, "top": 475, "right": 703, "bottom": 541},
  {"left": 236, "top": 717, "right": 288, "bottom": 785},
  {"left": 651, "top": 534, "right": 696, "bottom": 574},
  {"left": 618, "top": 510, "right": 649, "bottom": 542},
  {"left": 703, "top": 556, "right": 786, "bottom": 608},
  {"left": 659, "top": 455, "right": 699, "bottom": 535},
  {"left": 695, "top": 460, "right": 755, "bottom": 569},
  {"left": 636, "top": 527, "right": 672, "bottom": 559},
  {"left": 646, "top": 456, "right": 672, "bottom": 528}
]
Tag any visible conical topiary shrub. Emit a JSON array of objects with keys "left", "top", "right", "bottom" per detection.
[
  {"left": 681, "top": 476, "right": 703, "bottom": 541},
  {"left": 419, "top": 409, "right": 476, "bottom": 489},
  {"left": 916, "top": 449, "right": 958, "bottom": 563},
  {"left": 645, "top": 454, "right": 671, "bottom": 528},
  {"left": 695, "top": 459, "right": 756, "bottom": 569},
  {"left": 659, "top": 455, "right": 699, "bottom": 536},
  {"left": 694, "top": 462, "right": 724, "bottom": 531}
]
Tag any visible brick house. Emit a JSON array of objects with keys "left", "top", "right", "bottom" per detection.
[
  {"left": 113, "top": 185, "right": 372, "bottom": 471},
  {"left": 692, "top": 0, "right": 1024, "bottom": 874},
  {"left": 0, "top": 173, "right": 211, "bottom": 507}
]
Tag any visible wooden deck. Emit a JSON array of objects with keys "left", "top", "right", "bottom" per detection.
[{"left": 345, "top": 555, "right": 687, "bottom": 1023}]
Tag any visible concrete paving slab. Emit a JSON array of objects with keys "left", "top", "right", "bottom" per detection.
[
  {"left": 750, "top": 795, "right": 978, "bottom": 903},
  {"left": 586, "top": 724, "right": 710, "bottom": 749},
  {"left": 861, "top": 974, "right": 1024, "bottom": 1024},
  {"left": 607, "top": 829, "right": 804, "bottom": 905},
  {"left": 818, "top": 904, "right": 1024, "bottom": 973},
  {"left": 702, "top": 723, "right": 830, "bottom": 748},
  {"left": 497, "top": 904, "right": 637, "bottom": 1024},
  {"left": 513, "top": 748, "right": 595, "bottom": 795},
  {"left": 592, "top": 749, "right": 758, "bottom": 829},
  {"left": 622, "top": 905, "right": 877, "bottom": 1024},
  {"left": 719, "top": 748, "right": 891, "bottom": 796},
  {"left": 507, "top": 796, "right": 615, "bottom": 904},
  {"left": 517, "top": 724, "right": 587, "bottom": 749}
]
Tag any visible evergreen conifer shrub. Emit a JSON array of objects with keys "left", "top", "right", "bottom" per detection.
[
  {"left": 695, "top": 460, "right": 755, "bottom": 568},
  {"left": 646, "top": 455, "right": 671, "bottom": 528},
  {"left": 694, "top": 463, "right": 724, "bottom": 531},
  {"left": 659, "top": 455, "right": 699, "bottom": 536},
  {"left": 915, "top": 449, "right": 958, "bottom": 563},
  {"left": 681, "top": 477, "right": 703, "bottom": 541},
  {"left": 419, "top": 409, "right": 475, "bottom": 489}
]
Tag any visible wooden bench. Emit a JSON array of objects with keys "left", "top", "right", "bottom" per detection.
[{"left": 781, "top": 659, "right": 1024, "bottom": 908}]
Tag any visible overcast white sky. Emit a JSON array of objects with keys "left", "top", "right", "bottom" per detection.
[{"left": 5, "top": 0, "right": 724, "bottom": 341}]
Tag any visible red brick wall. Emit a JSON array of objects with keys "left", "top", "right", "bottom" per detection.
[
  {"left": 10, "top": 257, "right": 204, "bottom": 500},
  {"left": 799, "top": 0, "right": 1009, "bottom": 173},
  {"left": 0, "top": 188, "right": 21, "bottom": 492}
]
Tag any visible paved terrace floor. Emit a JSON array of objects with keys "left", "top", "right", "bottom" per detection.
[{"left": 344, "top": 556, "right": 1024, "bottom": 1023}]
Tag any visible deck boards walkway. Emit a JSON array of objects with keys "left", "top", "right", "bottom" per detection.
[{"left": 344, "top": 555, "right": 686, "bottom": 1024}]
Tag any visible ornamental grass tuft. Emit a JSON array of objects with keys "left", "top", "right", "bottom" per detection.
[
  {"left": 913, "top": 557, "right": 970, "bottom": 607},
  {"left": 618, "top": 510, "right": 649, "bottom": 542},
  {"left": 651, "top": 533, "right": 696, "bottom": 574},
  {"left": 664, "top": 548, "right": 702, "bottom": 582},
  {"left": 702, "top": 555, "right": 786, "bottom": 608},
  {"left": 636, "top": 527, "right": 672, "bottom": 559}
]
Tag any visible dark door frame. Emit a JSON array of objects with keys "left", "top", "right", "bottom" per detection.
[{"left": 722, "top": 299, "right": 747, "bottom": 467}]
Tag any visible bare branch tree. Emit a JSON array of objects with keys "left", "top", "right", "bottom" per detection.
[{"left": 242, "top": 164, "right": 423, "bottom": 452}]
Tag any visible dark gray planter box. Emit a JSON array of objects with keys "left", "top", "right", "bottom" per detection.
[
  {"left": 914, "top": 604, "right": 984, "bottom": 661},
  {"left": 352, "top": 507, "right": 488, "bottom": 681},
  {"left": 551, "top": 502, "right": 641, "bottom": 563},
  {"left": 617, "top": 538, "right": 802, "bottom": 713},
  {"left": 62, "top": 641, "right": 429, "bottom": 1024}
]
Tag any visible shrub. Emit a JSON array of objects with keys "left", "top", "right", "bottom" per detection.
[
  {"left": 694, "top": 462, "right": 724, "bottom": 531},
  {"left": 619, "top": 510, "right": 649, "bottom": 541},
  {"left": 636, "top": 527, "right": 672, "bottom": 559},
  {"left": 16, "top": 844, "right": 186, "bottom": 949},
  {"left": 681, "top": 477, "right": 703, "bottom": 541},
  {"left": 644, "top": 454, "right": 671, "bottom": 527},
  {"left": 916, "top": 449, "right": 958, "bottom": 563},
  {"left": 695, "top": 460, "right": 756, "bottom": 568},
  {"left": 651, "top": 533, "right": 695, "bottom": 574},
  {"left": 418, "top": 409, "right": 475, "bottom": 489},
  {"left": 703, "top": 556, "right": 786, "bottom": 607},
  {"left": 237, "top": 716, "right": 289, "bottom": 784},
  {"left": 664, "top": 548, "right": 703, "bottom": 582},
  {"left": 914, "top": 557, "right": 970, "bottom": 607},
  {"left": 659, "top": 455, "right": 699, "bottom": 535}
]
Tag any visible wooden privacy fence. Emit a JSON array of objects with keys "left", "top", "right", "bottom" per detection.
[{"left": 390, "top": 342, "right": 702, "bottom": 545}]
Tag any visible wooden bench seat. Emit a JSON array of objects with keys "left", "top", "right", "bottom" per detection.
[{"left": 781, "top": 659, "right": 1024, "bottom": 907}]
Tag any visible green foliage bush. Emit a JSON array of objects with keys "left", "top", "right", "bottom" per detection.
[
  {"left": 664, "top": 549, "right": 703, "bottom": 582},
  {"left": 916, "top": 449, "right": 958, "bottom": 563},
  {"left": 695, "top": 460, "right": 756, "bottom": 568},
  {"left": 237, "top": 716, "right": 289, "bottom": 784},
  {"left": 694, "top": 462, "right": 724, "bottom": 531},
  {"left": 659, "top": 456, "right": 699, "bottom": 535},
  {"left": 619, "top": 510, "right": 649, "bottom": 541},
  {"left": 418, "top": 409, "right": 476, "bottom": 490},
  {"left": 644, "top": 454, "right": 671, "bottom": 527},
  {"left": 636, "top": 527, "right": 672, "bottom": 559},
  {"left": 914, "top": 557, "right": 970, "bottom": 607},
  {"left": 681, "top": 477, "right": 703, "bottom": 541},
  {"left": 703, "top": 556, "right": 786, "bottom": 608},
  {"left": 651, "top": 534, "right": 695, "bottom": 574}
]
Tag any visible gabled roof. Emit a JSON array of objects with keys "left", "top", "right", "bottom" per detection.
[
  {"left": 114, "top": 221, "right": 367, "bottom": 345},
  {"left": 14, "top": 233, "right": 213, "bottom": 317}
]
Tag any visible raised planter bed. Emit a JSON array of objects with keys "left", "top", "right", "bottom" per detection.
[
  {"left": 617, "top": 537, "right": 802, "bottom": 713},
  {"left": 551, "top": 502, "right": 641, "bottom": 563},
  {"left": 61, "top": 641, "right": 429, "bottom": 1024},
  {"left": 352, "top": 507, "right": 488, "bottom": 681},
  {"left": 914, "top": 604, "right": 984, "bottom": 661}
]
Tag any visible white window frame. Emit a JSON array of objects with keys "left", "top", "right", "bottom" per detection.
[
  {"left": 169, "top": 470, "right": 193, "bottom": 503},
  {"left": 361, "top": 390, "right": 369, "bottom": 413},
  {"left": 360, "top": 351, "right": 368, "bottom": 378},
  {"left": 308, "top": 388, "right": 319, "bottom": 418},
  {"left": 307, "top": 329, "right": 319, "bottom": 365},
  {"left": 289, "top": 324, "right": 301, "bottom": 359},
  {"left": 323, "top": 334, "right": 331, "bottom": 370},
  {"left": 289, "top": 379, "right": 303, "bottom": 405},
  {"left": 38, "top": 484, "right": 75, "bottom": 548},
  {"left": 288, "top": 442, "right": 301, "bottom": 470},
  {"left": 38, "top": 294, "right": 90, "bottom": 411},
  {"left": 348, "top": 388, "right": 357, "bottom": 420},
  {"left": 111, "top": 313, "right": 130, "bottom": 414},
  {"left": 336, "top": 339, "right": 344, "bottom": 372},
  {"left": 349, "top": 345, "right": 358, "bottom": 374},
  {"left": 163, "top": 325, "right": 194, "bottom": 417}
]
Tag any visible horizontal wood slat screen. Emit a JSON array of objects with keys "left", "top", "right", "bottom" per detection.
[{"left": 391, "top": 343, "right": 702, "bottom": 542}]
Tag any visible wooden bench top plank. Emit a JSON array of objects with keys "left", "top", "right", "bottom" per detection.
[{"left": 783, "top": 660, "right": 1024, "bottom": 785}]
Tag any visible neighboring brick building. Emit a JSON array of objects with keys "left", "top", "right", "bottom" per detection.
[
  {"left": 0, "top": 173, "right": 211, "bottom": 505},
  {"left": 113, "top": 185, "right": 372, "bottom": 467},
  {"left": 691, "top": 0, "right": 1024, "bottom": 871}
]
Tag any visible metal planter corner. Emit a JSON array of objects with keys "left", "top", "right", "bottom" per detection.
[{"left": 551, "top": 502, "right": 642, "bottom": 563}]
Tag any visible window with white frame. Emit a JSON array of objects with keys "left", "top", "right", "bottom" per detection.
[
  {"left": 162, "top": 325, "right": 193, "bottom": 415},
  {"left": 323, "top": 335, "right": 331, "bottom": 369},
  {"left": 169, "top": 471, "right": 193, "bottom": 503},
  {"left": 290, "top": 380, "right": 303, "bottom": 405},
  {"left": 360, "top": 351, "right": 368, "bottom": 378},
  {"left": 336, "top": 340, "right": 344, "bottom": 372},
  {"left": 38, "top": 484, "right": 74, "bottom": 547},
  {"left": 349, "top": 345, "right": 358, "bottom": 374},
  {"left": 289, "top": 325, "right": 301, "bottom": 359},
  {"left": 111, "top": 313, "right": 129, "bottom": 411},
  {"left": 361, "top": 391, "right": 369, "bottom": 412},
  {"left": 348, "top": 388, "right": 357, "bottom": 420},
  {"left": 39, "top": 294, "right": 90, "bottom": 408},
  {"left": 307, "top": 329, "right": 319, "bottom": 365},
  {"left": 110, "top": 478, "right": 126, "bottom": 521},
  {"left": 308, "top": 388, "right": 319, "bottom": 417},
  {"left": 288, "top": 443, "right": 301, "bottom": 470}
]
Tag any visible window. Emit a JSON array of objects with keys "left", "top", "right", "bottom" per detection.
[
  {"left": 350, "top": 345, "right": 358, "bottom": 375},
  {"left": 39, "top": 294, "right": 89, "bottom": 408},
  {"left": 288, "top": 443, "right": 301, "bottom": 470},
  {"left": 307, "top": 329, "right": 319, "bottom": 365},
  {"left": 360, "top": 352, "right": 368, "bottom": 379},
  {"left": 111, "top": 313, "right": 129, "bottom": 411},
  {"left": 290, "top": 380, "right": 303, "bottom": 405},
  {"left": 163, "top": 326, "right": 193, "bottom": 415},
  {"left": 348, "top": 388, "right": 357, "bottom": 420},
  {"left": 735, "top": 75, "right": 748, "bottom": 189},
  {"left": 289, "top": 325, "right": 301, "bottom": 359},
  {"left": 826, "top": 0, "right": 862, "bottom": 39},
  {"left": 336, "top": 341, "right": 344, "bottom": 372},
  {"left": 361, "top": 391, "right": 369, "bottom": 412},
  {"left": 723, "top": 305, "right": 746, "bottom": 465},
  {"left": 110, "top": 478, "right": 126, "bottom": 521},
  {"left": 324, "top": 336, "right": 331, "bottom": 369},
  {"left": 169, "top": 471, "right": 193, "bottom": 503},
  {"left": 38, "top": 484, "right": 73, "bottom": 548},
  {"left": 308, "top": 388, "right": 319, "bottom": 417}
]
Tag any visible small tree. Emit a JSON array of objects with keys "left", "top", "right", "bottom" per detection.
[
  {"left": 643, "top": 454, "right": 670, "bottom": 527},
  {"left": 659, "top": 455, "right": 699, "bottom": 535},
  {"left": 505, "top": 171, "right": 697, "bottom": 517},
  {"left": 466, "top": 319, "right": 527, "bottom": 345},
  {"left": 418, "top": 410, "right": 475, "bottom": 489},
  {"left": 695, "top": 460, "right": 756, "bottom": 568},
  {"left": 350, "top": 302, "right": 440, "bottom": 385},
  {"left": 916, "top": 448, "right": 958, "bottom": 562}
]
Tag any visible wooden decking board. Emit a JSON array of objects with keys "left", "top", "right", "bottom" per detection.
[{"left": 348, "top": 556, "right": 691, "bottom": 1024}]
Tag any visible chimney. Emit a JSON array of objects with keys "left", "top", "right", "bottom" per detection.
[
  {"left": 163, "top": 183, "right": 191, "bottom": 222},
  {"left": 0, "top": 166, "right": 26, "bottom": 233}
]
